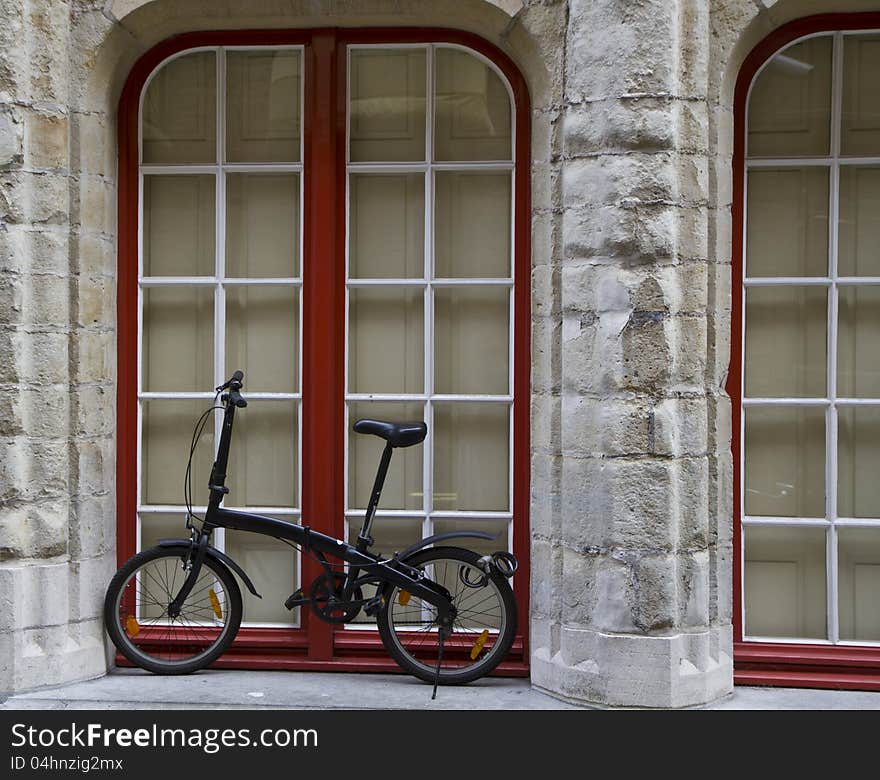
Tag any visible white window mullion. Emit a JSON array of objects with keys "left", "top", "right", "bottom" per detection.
[
  {"left": 423, "top": 44, "right": 435, "bottom": 543},
  {"left": 826, "top": 31, "right": 844, "bottom": 645}
]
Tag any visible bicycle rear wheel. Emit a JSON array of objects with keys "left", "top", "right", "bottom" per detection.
[
  {"left": 377, "top": 546, "right": 517, "bottom": 685},
  {"left": 104, "top": 545, "right": 242, "bottom": 675}
]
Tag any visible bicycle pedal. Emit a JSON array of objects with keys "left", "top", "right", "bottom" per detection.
[
  {"left": 363, "top": 595, "right": 385, "bottom": 617},
  {"left": 284, "top": 588, "right": 309, "bottom": 611}
]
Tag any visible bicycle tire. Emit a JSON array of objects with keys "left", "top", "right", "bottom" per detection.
[
  {"left": 377, "top": 546, "right": 517, "bottom": 685},
  {"left": 104, "top": 545, "right": 242, "bottom": 675}
]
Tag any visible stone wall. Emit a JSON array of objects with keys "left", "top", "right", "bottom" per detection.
[{"left": 1, "top": 0, "right": 872, "bottom": 704}]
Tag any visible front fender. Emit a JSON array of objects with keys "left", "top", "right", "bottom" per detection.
[
  {"left": 157, "top": 538, "right": 262, "bottom": 598},
  {"left": 397, "top": 531, "right": 497, "bottom": 562}
]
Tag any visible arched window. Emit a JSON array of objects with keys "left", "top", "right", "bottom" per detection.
[
  {"left": 116, "top": 30, "right": 530, "bottom": 669},
  {"left": 733, "top": 15, "right": 880, "bottom": 687}
]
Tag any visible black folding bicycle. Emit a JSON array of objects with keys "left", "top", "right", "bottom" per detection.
[{"left": 104, "top": 371, "right": 518, "bottom": 694}]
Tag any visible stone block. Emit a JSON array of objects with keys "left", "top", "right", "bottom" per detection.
[
  {"left": 70, "top": 554, "right": 115, "bottom": 622},
  {"left": 71, "top": 110, "right": 113, "bottom": 177},
  {"left": 10, "top": 386, "right": 70, "bottom": 438},
  {"left": 74, "top": 232, "right": 116, "bottom": 276},
  {"left": 70, "top": 493, "right": 114, "bottom": 559},
  {"left": 530, "top": 538, "right": 560, "bottom": 621},
  {"left": 561, "top": 545, "right": 637, "bottom": 632},
  {"left": 72, "top": 437, "right": 114, "bottom": 496},
  {"left": 621, "top": 312, "right": 671, "bottom": 391},
  {"left": 531, "top": 392, "right": 559, "bottom": 454},
  {"left": 0, "top": 498, "right": 69, "bottom": 560},
  {"left": 0, "top": 105, "right": 23, "bottom": 168},
  {"left": 566, "top": 0, "right": 677, "bottom": 102},
  {"left": 531, "top": 211, "right": 563, "bottom": 271},
  {"left": 0, "top": 225, "right": 69, "bottom": 275},
  {"left": 19, "top": 331, "right": 69, "bottom": 385},
  {"left": 676, "top": 455, "right": 710, "bottom": 550},
  {"left": 652, "top": 396, "right": 708, "bottom": 457},
  {"left": 20, "top": 273, "right": 70, "bottom": 326},
  {"left": 76, "top": 275, "right": 114, "bottom": 326},
  {"left": 562, "top": 395, "right": 650, "bottom": 458},
  {"left": 72, "top": 328, "right": 113, "bottom": 382},
  {"left": 531, "top": 107, "right": 562, "bottom": 164},
  {"left": 634, "top": 553, "right": 677, "bottom": 631},
  {"left": 668, "top": 314, "right": 707, "bottom": 391},
  {"left": 73, "top": 384, "right": 114, "bottom": 437},
  {"left": 532, "top": 263, "right": 560, "bottom": 318},
  {"left": 0, "top": 170, "right": 68, "bottom": 225},
  {"left": 561, "top": 456, "right": 679, "bottom": 552},
  {"left": 563, "top": 201, "right": 677, "bottom": 262},
  {"left": 74, "top": 174, "right": 115, "bottom": 236},
  {"left": 23, "top": 109, "right": 68, "bottom": 170},
  {"left": 531, "top": 314, "right": 561, "bottom": 395}
]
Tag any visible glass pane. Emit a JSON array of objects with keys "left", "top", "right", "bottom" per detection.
[
  {"left": 349, "top": 48, "right": 426, "bottom": 162},
  {"left": 143, "top": 175, "right": 215, "bottom": 277},
  {"left": 142, "top": 400, "right": 214, "bottom": 505},
  {"left": 839, "top": 528, "right": 880, "bottom": 641},
  {"left": 434, "top": 48, "right": 511, "bottom": 161},
  {"left": 140, "top": 513, "right": 187, "bottom": 551},
  {"left": 348, "top": 402, "right": 423, "bottom": 511},
  {"left": 225, "top": 528, "right": 298, "bottom": 624},
  {"left": 349, "top": 173, "right": 424, "bottom": 278},
  {"left": 434, "top": 403, "right": 509, "bottom": 511},
  {"left": 348, "top": 287, "right": 423, "bottom": 393},
  {"left": 841, "top": 35, "right": 880, "bottom": 156},
  {"left": 433, "top": 518, "right": 510, "bottom": 556},
  {"left": 142, "top": 51, "right": 216, "bottom": 164},
  {"left": 434, "top": 171, "right": 511, "bottom": 278},
  {"left": 746, "top": 168, "right": 828, "bottom": 277},
  {"left": 226, "top": 286, "right": 298, "bottom": 393},
  {"left": 838, "top": 166, "right": 880, "bottom": 277},
  {"left": 744, "top": 525, "right": 827, "bottom": 639},
  {"left": 744, "top": 286, "right": 827, "bottom": 397},
  {"left": 744, "top": 406, "right": 825, "bottom": 518},
  {"left": 226, "top": 173, "right": 300, "bottom": 277},
  {"left": 434, "top": 287, "right": 509, "bottom": 394},
  {"left": 226, "top": 402, "right": 298, "bottom": 508},
  {"left": 142, "top": 287, "right": 213, "bottom": 392},
  {"left": 347, "top": 516, "right": 424, "bottom": 624},
  {"left": 838, "top": 407, "right": 880, "bottom": 518},
  {"left": 226, "top": 50, "right": 301, "bottom": 163},
  {"left": 838, "top": 286, "right": 880, "bottom": 397},
  {"left": 747, "top": 37, "right": 832, "bottom": 158}
]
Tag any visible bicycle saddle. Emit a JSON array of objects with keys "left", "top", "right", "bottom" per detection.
[{"left": 353, "top": 419, "right": 427, "bottom": 448}]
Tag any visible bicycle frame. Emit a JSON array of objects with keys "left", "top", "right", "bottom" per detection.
[{"left": 170, "top": 383, "right": 494, "bottom": 628}]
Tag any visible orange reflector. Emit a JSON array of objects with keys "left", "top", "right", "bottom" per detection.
[
  {"left": 398, "top": 590, "right": 411, "bottom": 606},
  {"left": 470, "top": 629, "right": 490, "bottom": 660},
  {"left": 209, "top": 589, "right": 223, "bottom": 620},
  {"left": 125, "top": 616, "right": 140, "bottom": 637}
]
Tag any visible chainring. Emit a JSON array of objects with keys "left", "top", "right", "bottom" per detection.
[{"left": 309, "top": 573, "right": 364, "bottom": 624}]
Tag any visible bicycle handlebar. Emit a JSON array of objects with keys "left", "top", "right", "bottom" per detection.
[{"left": 217, "top": 370, "right": 247, "bottom": 406}]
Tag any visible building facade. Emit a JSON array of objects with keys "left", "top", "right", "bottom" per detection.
[{"left": 2, "top": 0, "right": 879, "bottom": 707}]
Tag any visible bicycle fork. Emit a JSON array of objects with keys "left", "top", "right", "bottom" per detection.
[{"left": 167, "top": 530, "right": 210, "bottom": 618}]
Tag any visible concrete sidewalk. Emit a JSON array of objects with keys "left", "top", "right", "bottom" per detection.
[{"left": 3, "top": 669, "right": 880, "bottom": 710}]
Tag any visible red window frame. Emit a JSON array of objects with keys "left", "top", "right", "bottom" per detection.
[
  {"left": 116, "top": 28, "right": 531, "bottom": 673},
  {"left": 731, "top": 12, "right": 880, "bottom": 690}
]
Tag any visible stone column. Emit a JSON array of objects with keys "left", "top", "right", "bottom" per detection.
[
  {"left": 0, "top": 0, "right": 115, "bottom": 693},
  {"left": 530, "top": 0, "right": 733, "bottom": 707}
]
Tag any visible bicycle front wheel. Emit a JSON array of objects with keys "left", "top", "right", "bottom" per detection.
[
  {"left": 104, "top": 545, "right": 242, "bottom": 675},
  {"left": 377, "top": 546, "right": 517, "bottom": 685}
]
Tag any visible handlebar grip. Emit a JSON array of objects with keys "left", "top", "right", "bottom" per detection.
[{"left": 231, "top": 370, "right": 244, "bottom": 384}]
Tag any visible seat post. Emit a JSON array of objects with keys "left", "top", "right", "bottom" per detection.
[{"left": 358, "top": 442, "right": 394, "bottom": 551}]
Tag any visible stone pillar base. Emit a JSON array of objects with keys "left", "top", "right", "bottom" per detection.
[
  {"left": 531, "top": 625, "right": 733, "bottom": 708},
  {"left": 0, "top": 559, "right": 111, "bottom": 694}
]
